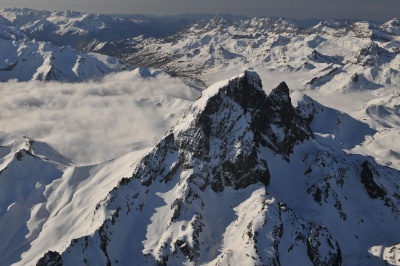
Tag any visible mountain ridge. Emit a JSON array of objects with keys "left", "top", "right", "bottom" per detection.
[{"left": 35, "top": 71, "right": 400, "bottom": 265}]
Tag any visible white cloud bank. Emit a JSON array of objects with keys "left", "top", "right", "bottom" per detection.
[{"left": 0, "top": 70, "right": 200, "bottom": 164}]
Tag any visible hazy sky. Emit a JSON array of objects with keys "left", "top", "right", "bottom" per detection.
[{"left": 0, "top": 0, "right": 399, "bottom": 21}]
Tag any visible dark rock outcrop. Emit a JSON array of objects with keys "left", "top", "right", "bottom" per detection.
[
  {"left": 360, "top": 161, "right": 386, "bottom": 200},
  {"left": 36, "top": 251, "right": 63, "bottom": 266}
]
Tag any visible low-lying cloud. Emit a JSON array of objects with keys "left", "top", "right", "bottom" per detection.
[{"left": 0, "top": 70, "right": 200, "bottom": 164}]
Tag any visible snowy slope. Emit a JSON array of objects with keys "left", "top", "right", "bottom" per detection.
[
  {"left": 350, "top": 91, "right": 400, "bottom": 170},
  {"left": 0, "top": 132, "right": 150, "bottom": 265},
  {"left": 37, "top": 71, "right": 400, "bottom": 266}
]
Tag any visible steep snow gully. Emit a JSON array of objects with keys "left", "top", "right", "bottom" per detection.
[{"left": 32, "top": 71, "right": 400, "bottom": 266}]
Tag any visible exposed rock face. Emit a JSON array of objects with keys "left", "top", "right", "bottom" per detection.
[
  {"left": 256, "top": 81, "right": 313, "bottom": 159},
  {"left": 36, "top": 251, "right": 63, "bottom": 266},
  {"left": 360, "top": 161, "right": 387, "bottom": 200},
  {"left": 351, "top": 73, "right": 359, "bottom": 82},
  {"left": 307, "top": 225, "right": 342, "bottom": 266},
  {"left": 355, "top": 41, "right": 395, "bottom": 66}
]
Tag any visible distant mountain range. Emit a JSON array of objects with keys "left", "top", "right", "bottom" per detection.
[
  {"left": 1, "top": 8, "right": 399, "bottom": 86},
  {"left": 0, "top": 8, "right": 176, "bottom": 47},
  {"left": 118, "top": 14, "right": 400, "bottom": 91},
  {"left": 0, "top": 38, "right": 130, "bottom": 82}
]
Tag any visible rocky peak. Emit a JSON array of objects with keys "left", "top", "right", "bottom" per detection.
[
  {"left": 355, "top": 41, "right": 392, "bottom": 66},
  {"left": 259, "top": 82, "right": 313, "bottom": 158},
  {"left": 381, "top": 18, "right": 400, "bottom": 34},
  {"left": 204, "top": 14, "right": 237, "bottom": 30},
  {"left": 128, "top": 71, "right": 313, "bottom": 192},
  {"left": 209, "top": 70, "right": 264, "bottom": 111},
  {"left": 365, "top": 42, "right": 382, "bottom": 53},
  {"left": 268, "top": 81, "right": 290, "bottom": 101}
]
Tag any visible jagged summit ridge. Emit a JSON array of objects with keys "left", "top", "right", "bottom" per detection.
[{"left": 133, "top": 71, "right": 313, "bottom": 192}]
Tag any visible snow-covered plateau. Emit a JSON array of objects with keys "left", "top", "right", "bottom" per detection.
[{"left": 0, "top": 7, "right": 400, "bottom": 266}]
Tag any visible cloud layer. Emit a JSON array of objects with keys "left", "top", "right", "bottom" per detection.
[{"left": 0, "top": 70, "right": 199, "bottom": 164}]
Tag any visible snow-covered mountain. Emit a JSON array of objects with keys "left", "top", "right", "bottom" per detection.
[
  {"left": 0, "top": 12, "right": 132, "bottom": 83},
  {"left": 0, "top": 8, "right": 143, "bottom": 82},
  {"left": 0, "top": 9, "right": 132, "bottom": 82},
  {"left": 0, "top": 38, "right": 130, "bottom": 82},
  {"left": 29, "top": 71, "right": 399, "bottom": 265}
]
